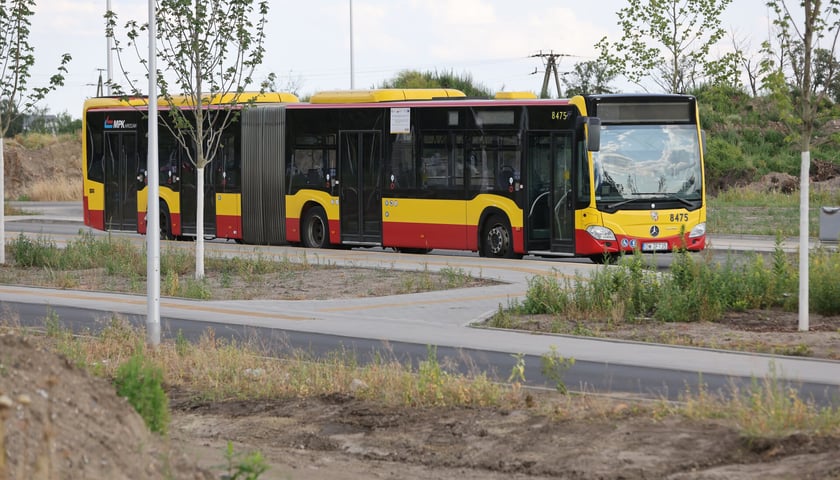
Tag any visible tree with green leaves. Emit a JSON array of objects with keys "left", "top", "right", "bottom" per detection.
[
  {"left": 1, "top": 0, "right": 71, "bottom": 264},
  {"left": 595, "top": 0, "right": 734, "bottom": 93},
  {"left": 380, "top": 69, "right": 493, "bottom": 98},
  {"left": 561, "top": 60, "right": 616, "bottom": 96},
  {"left": 106, "top": 0, "right": 272, "bottom": 279},
  {"left": 763, "top": 0, "right": 840, "bottom": 331}
]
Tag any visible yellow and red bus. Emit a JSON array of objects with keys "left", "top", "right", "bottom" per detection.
[{"left": 82, "top": 89, "right": 706, "bottom": 262}]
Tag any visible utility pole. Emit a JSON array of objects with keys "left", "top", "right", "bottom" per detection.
[
  {"left": 96, "top": 68, "right": 106, "bottom": 97},
  {"left": 530, "top": 51, "right": 571, "bottom": 98}
]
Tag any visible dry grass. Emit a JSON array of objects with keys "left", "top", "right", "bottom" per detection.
[
  {"left": 6, "top": 316, "right": 840, "bottom": 439},
  {"left": 27, "top": 178, "right": 80, "bottom": 201}
]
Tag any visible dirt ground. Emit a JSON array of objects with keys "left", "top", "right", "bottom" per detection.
[
  {"left": 3, "top": 135, "right": 840, "bottom": 478},
  {"left": 2, "top": 264, "right": 840, "bottom": 480},
  {"left": 3, "top": 331, "right": 840, "bottom": 480}
]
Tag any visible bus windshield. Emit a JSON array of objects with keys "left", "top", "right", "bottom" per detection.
[{"left": 592, "top": 124, "right": 702, "bottom": 209}]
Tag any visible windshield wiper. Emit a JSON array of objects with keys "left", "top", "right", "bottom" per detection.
[
  {"left": 602, "top": 198, "right": 642, "bottom": 211},
  {"left": 601, "top": 194, "right": 697, "bottom": 212},
  {"left": 648, "top": 194, "right": 696, "bottom": 208}
]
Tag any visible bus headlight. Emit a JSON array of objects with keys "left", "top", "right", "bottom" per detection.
[
  {"left": 689, "top": 222, "right": 706, "bottom": 238},
  {"left": 586, "top": 225, "right": 616, "bottom": 241}
]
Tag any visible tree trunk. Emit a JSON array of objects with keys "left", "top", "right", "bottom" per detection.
[
  {"left": 1, "top": 137, "right": 5, "bottom": 264},
  {"left": 195, "top": 164, "right": 205, "bottom": 279}
]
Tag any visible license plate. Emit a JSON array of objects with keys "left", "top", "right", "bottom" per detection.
[{"left": 642, "top": 242, "right": 668, "bottom": 252}]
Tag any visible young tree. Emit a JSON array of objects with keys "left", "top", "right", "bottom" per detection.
[
  {"left": 561, "top": 60, "right": 617, "bottom": 96},
  {"left": 765, "top": 0, "right": 840, "bottom": 331},
  {"left": 1, "top": 0, "right": 71, "bottom": 264},
  {"left": 595, "top": 0, "right": 734, "bottom": 93},
  {"left": 106, "top": 0, "right": 271, "bottom": 279}
]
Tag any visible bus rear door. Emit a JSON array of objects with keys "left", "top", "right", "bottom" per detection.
[{"left": 103, "top": 131, "right": 139, "bottom": 232}]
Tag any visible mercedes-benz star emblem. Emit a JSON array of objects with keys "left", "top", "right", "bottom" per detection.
[{"left": 650, "top": 225, "right": 660, "bottom": 237}]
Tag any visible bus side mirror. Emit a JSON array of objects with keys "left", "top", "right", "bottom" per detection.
[{"left": 586, "top": 117, "right": 601, "bottom": 152}]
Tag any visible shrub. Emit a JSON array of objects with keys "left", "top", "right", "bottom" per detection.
[
  {"left": 811, "top": 248, "right": 840, "bottom": 315},
  {"left": 113, "top": 349, "right": 170, "bottom": 434}
]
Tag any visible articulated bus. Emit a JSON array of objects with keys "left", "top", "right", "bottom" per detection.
[{"left": 82, "top": 89, "right": 706, "bottom": 262}]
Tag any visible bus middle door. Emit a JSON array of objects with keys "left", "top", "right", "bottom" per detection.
[{"left": 339, "top": 131, "right": 382, "bottom": 245}]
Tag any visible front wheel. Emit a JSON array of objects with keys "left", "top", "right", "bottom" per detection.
[
  {"left": 480, "top": 214, "right": 520, "bottom": 259},
  {"left": 302, "top": 206, "right": 330, "bottom": 249}
]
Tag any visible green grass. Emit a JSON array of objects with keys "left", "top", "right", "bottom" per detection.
[{"left": 708, "top": 188, "right": 840, "bottom": 237}]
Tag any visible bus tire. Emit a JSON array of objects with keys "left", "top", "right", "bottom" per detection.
[
  {"left": 160, "top": 203, "right": 175, "bottom": 240},
  {"left": 481, "top": 214, "right": 520, "bottom": 259},
  {"left": 302, "top": 206, "right": 330, "bottom": 249}
]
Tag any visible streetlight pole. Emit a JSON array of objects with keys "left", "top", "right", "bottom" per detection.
[
  {"left": 349, "top": 0, "right": 355, "bottom": 89},
  {"left": 146, "top": 0, "right": 161, "bottom": 346}
]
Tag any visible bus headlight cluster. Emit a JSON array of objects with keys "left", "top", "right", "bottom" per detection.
[
  {"left": 586, "top": 225, "right": 616, "bottom": 241},
  {"left": 689, "top": 222, "right": 706, "bottom": 238}
]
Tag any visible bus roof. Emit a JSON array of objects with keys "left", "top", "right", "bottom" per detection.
[
  {"left": 309, "top": 88, "right": 466, "bottom": 104},
  {"left": 83, "top": 91, "right": 299, "bottom": 111}
]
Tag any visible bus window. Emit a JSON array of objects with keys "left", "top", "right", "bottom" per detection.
[
  {"left": 389, "top": 132, "right": 416, "bottom": 189},
  {"left": 421, "top": 134, "right": 449, "bottom": 189},
  {"left": 576, "top": 138, "right": 591, "bottom": 208},
  {"left": 159, "top": 134, "right": 179, "bottom": 187},
  {"left": 87, "top": 127, "right": 104, "bottom": 183},
  {"left": 468, "top": 134, "right": 520, "bottom": 192},
  {"left": 217, "top": 134, "right": 239, "bottom": 192},
  {"left": 289, "top": 135, "right": 337, "bottom": 192}
]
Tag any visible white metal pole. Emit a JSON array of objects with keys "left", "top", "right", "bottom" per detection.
[
  {"left": 106, "top": 0, "right": 113, "bottom": 95},
  {"left": 146, "top": 0, "right": 161, "bottom": 346},
  {"left": 349, "top": 0, "right": 355, "bottom": 89}
]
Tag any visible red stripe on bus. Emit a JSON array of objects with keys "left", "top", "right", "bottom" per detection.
[
  {"left": 286, "top": 217, "right": 301, "bottom": 243},
  {"left": 329, "top": 220, "right": 341, "bottom": 244},
  {"left": 84, "top": 199, "right": 105, "bottom": 230},
  {"left": 216, "top": 214, "right": 242, "bottom": 240},
  {"left": 383, "top": 222, "right": 471, "bottom": 250}
]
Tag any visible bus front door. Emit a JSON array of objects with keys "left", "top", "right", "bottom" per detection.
[
  {"left": 103, "top": 132, "right": 139, "bottom": 232},
  {"left": 526, "top": 133, "right": 574, "bottom": 253},
  {"left": 339, "top": 131, "right": 382, "bottom": 245}
]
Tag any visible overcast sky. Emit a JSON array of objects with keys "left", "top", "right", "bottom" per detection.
[{"left": 27, "top": 0, "right": 775, "bottom": 116}]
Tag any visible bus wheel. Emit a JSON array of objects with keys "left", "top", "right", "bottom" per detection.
[
  {"left": 302, "top": 206, "right": 330, "bottom": 249},
  {"left": 482, "top": 215, "right": 519, "bottom": 259},
  {"left": 160, "top": 203, "right": 175, "bottom": 240}
]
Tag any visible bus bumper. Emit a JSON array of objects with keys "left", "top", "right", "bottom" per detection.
[{"left": 575, "top": 230, "right": 706, "bottom": 256}]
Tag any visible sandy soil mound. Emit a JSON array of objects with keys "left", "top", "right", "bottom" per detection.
[{"left": 0, "top": 334, "right": 210, "bottom": 479}]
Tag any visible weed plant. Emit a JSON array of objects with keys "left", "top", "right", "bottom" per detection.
[
  {"left": 113, "top": 348, "right": 170, "bottom": 434},
  {"left": 514, "top": 244, "right": 840, "bottom": 324},
  {"left": 666, "top": 365, "right": 840, "bottom": 438}
]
